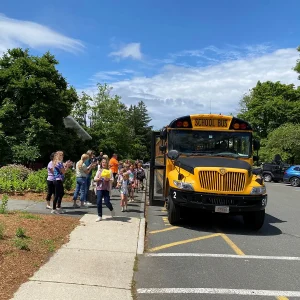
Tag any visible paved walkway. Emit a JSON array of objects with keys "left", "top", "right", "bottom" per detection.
[{"left": 6, "top": 189, "right": 146, "bottom": 300}]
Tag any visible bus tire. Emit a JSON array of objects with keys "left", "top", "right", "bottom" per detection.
[
  {"left": 168, "top": 196, "right": 181, "bottom": 225},
  {"left": 243, "top": 209, "right": 265, "bottom": 230}
]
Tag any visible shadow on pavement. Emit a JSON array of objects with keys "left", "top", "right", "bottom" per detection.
[{"left": 150, "top": 204, "right": 283, "bottom": 236}]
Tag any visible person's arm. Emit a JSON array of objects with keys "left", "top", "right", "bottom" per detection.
[{"left": 94, "top": 170, "right": 101, "bottom": 182}]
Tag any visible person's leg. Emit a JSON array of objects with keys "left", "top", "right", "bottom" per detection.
[
  {"left": 46, "top": 180, "right": 53, "bottom": 208},
  {"left": 124, "top": 194, "right": 128, "bottom": 211},
  {"left": 85, "top": 176, "right": 91, "bottom": 203},
  {"left": 73, "top": 178, "right": 81, "bottom": 206},
  {"left": 96, "top": 190, "right": 103, "bottom": 218},
  {"left": 57, "top": 181, "right": 64, "bottom": 211},
  {"left": 79, "top": 178, "right": 87, "bottom": 206},
  {"left": 103, "top": 190, "right": 115, "bottom": 217},
  {"left": 52, "top": 181, "right": 59, "bottom": 212}
]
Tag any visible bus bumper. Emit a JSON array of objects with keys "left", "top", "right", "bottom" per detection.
[{"left": 169, "top": 188, "right": 267, "bottom": 213}]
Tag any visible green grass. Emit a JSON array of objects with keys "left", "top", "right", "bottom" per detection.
[
  {"left": 0, "top": 222, "right": 5, "bottom": 239},
  {"left": 15, "top": 227, "right": 27, "bottom": 238},
  {"left": 43, "top": 239, "right": 56, "bottom": 252},
  {"left": 13, "top": 237, "right": 30, "bottom": 251},
  {"left": 19, "top": 212, "right": 41, "bottom": 220}
]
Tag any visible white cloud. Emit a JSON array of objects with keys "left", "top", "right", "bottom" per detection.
[
  {"left": 0, "top": 14, "right": 84, "bottom": 54},
  {"left": 109, "top": 43, "right": 143, "bottom": 60},
  {"left": 84, "top": 47, "right": 299, "bottom": 130}
]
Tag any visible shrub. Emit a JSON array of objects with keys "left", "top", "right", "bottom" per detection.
[
  {"left": 0, "top": 164, "right": 33, "bottom": 181},
  {"left": 64, "top": 168, "right": 76, "bottom": 191},
  {"left": 0, "top": 194, "right": 8, "bottom": 214},
  {"left": 25, "top": 168, "right": 47, "bottom": 192},
  {"left": 14, "top": 238, "right": 30, "bottom": 250},
  {"left": 15, "top": 227, "right": 26, "bottom": 238}
]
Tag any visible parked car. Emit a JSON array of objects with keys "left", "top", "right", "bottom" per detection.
[
  {"left": 261, "top": 154, "right": 290, "bottom": 182},
  {"left": 283, "top": 165, "right": 300, "bottom": 187}
]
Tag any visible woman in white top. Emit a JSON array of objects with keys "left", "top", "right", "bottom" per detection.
[{"left": 73, "top": 154, "right": 96, "bottom": 208}]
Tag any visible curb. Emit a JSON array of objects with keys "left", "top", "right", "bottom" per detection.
[
  {"left": 137, "top": 218, "right": 146, "bottom": 254},
  {"left": 136, "top": 175, "right": 148, "bottom": 254}
]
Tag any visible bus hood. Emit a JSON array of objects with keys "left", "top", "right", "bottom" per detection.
[{"left": 175, "top": 157, "right": 252, "bottom": 175}]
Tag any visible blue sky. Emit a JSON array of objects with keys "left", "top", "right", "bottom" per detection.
[{"left": 1, "top": 0, "right": 300, "bottom": 129}]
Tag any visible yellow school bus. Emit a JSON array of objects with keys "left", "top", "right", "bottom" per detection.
[{"left": 149, "top": 114, "right": 267, "bottom": 230}]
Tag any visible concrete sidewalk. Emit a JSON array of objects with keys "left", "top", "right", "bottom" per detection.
[{"left": 9, "top": 189, "right": 146, "bottom": 300}]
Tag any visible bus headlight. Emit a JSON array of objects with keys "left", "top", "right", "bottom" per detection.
[
  {"left": 173, "top": 180, "right": 194, "bottom": 191},
  {"left": 250, "top": 186, "right": 266, "bottom": 195}
]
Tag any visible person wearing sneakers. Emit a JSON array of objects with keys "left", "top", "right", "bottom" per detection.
[
  {"left": 94, "top": 159, "right": 115, "bottom": 222},
  {"left": 73, "top": 154, "right": 97, "bottom": 208},
  {"left": 51, "top": 151, "right": 73, "bottom": 214},
  {"left": 46, "top": 152, "right": 56, "bottom": 209}
]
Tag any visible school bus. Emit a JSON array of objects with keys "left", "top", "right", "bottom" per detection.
[{"left": 149, "top": 114, "right": 267, "bottom": 230}]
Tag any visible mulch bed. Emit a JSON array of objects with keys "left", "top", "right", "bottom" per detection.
[
  {"left": 0, "top": 191, "right": 74, "bottom": 202},
  {"left": 0, "top": 211, "right": 79, "bottom": 300}
]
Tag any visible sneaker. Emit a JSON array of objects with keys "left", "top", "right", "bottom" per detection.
[
  {"left": 85, "top": 201, "right": 93, "bottom": 206},
  {"left": 51, "top": 209, "right": 57, "bottom": 214},
  {"left": 111, "top": 210, "right": 115, "bottom": 217},
  {"left": 121, "top": 207, "right": 124, "bottom": 212},
  {"left": 46, "top": 205, "right": 51, "bottom": 209},
  {"left": 96, "top": 216, "right": 102, "bottom": 222}
]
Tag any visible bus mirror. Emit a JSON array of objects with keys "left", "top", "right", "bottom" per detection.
[
  {"left": 159, "top": 145, "right": 166, "bottom": 153},
  {"left": 160, "top": 128, "right": 167, "bottom": 140},
  {"left": 167, "top": 150, "right": 180, "bottom": 161},
  {"left": 253, "top": 155, "right": 259, "bottom": 162},
  {"left": 253, "top": 140, "right": 260, "bottom": 151}
]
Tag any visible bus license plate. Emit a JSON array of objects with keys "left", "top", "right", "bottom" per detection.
[{"left": 215, "top": 206, "right": 229, "bottom": 213}]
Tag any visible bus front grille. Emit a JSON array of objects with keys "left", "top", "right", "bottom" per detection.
[{"left": 199, "top": 171, "right": 246, "bottom": 192}]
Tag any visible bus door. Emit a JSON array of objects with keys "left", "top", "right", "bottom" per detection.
[{"left": 149, "top": 131, "right": 166, "bottom": 205}]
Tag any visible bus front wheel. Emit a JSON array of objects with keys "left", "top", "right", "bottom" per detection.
[
  {"left": 243, "top": 209, "right": 265, "bottom": 230},
  {"left": 168, "top": 196, "right": 181, "bottom": 225}
]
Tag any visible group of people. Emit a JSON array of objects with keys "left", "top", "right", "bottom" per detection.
[{"left": 46, "top": 150, "right": 146, "bottom": 222}]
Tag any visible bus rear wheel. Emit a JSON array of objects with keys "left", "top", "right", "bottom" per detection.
[
  {"left": 168, "top": 196, "right": 181, "bottom": 225},
  {"left": 243, "top": 209, "right": 265, "bottom": 230}
]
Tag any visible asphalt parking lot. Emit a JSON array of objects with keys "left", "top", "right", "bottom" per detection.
[{"left": 134, "top": 182, "right": 300, "bottom": 300}]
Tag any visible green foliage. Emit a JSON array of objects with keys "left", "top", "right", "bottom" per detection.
[
  {"left": 63, "top": 169, "right": 76, "bottom": 191},
  {"left": 0, "top": 194, "right": 9, "bottom": 214},
  {"left": 19, "top": 212, "right": 41, "bottom": 220},
  {"left": 0, "top": 164, "right": 33, "bottom": 181},
  {"left": 238, "top": 81, "right": 300, "bottom": 139},
  {"left": 294, "top": 46, "right": 300, "bottom": 80},
  {"left": 43, "top": 239, "right": 56, "bottom": 252},
  {"left": 86, "top": 84, "right": 152, "bottom": 160},
  {"left": 15, "top": 227, "right": 26, "bottom": 238},
  {"left": 0, "top": 164, "right": 76, "bottom": 193},
  {"left": 14, "top": 237, "right": 30, "bottom": 250},
  {"left": 261, "top": 123, "right": 300, "bottom": 164},
  {"left": 0, "top": 48, "right": 80, "bottom": 165},
  {"left": 0, "top": 222, "right": 5, "bottom": 239},
  {"left": 25, "top": 168, "right": 48, "bottom": 192}
]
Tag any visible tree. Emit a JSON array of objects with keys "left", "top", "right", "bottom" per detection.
[
  {"left": 72, "top": 91, "right": 91, "bottom": 127},
  {"left": 238, "top": 81, "right": 300, "bottom": 139},
  {"left": 261, "top": 123, "right": 300, "bottom": 164},
  {"left": 128, "top": 101, "right": 153, "bottom": 160},
  {"left": 294, "top": 46, "right": 300, "bottom": 80},
  {"left": 89, "top": 84, "right": 131, "bottom": 157},
  {"left": 0, "top": 48, "right": 80, "bottom": 165}
]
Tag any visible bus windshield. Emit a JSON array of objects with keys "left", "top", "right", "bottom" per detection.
[{"left": 168, "top": 130, "right": 252, "bottom": 158}]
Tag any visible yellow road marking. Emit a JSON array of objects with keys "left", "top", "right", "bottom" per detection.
[
  {"left": 149, "top": 227, "right": 179, "bottom": 234},
  {"left": 148, "top": 233, "right": 221, "bottom": 252},
  {"left": 276, "top": 297, "right": 289, "bottom": 300},
  {"left": 220, "top": 234, "right": 245, "bottom": 256}
]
